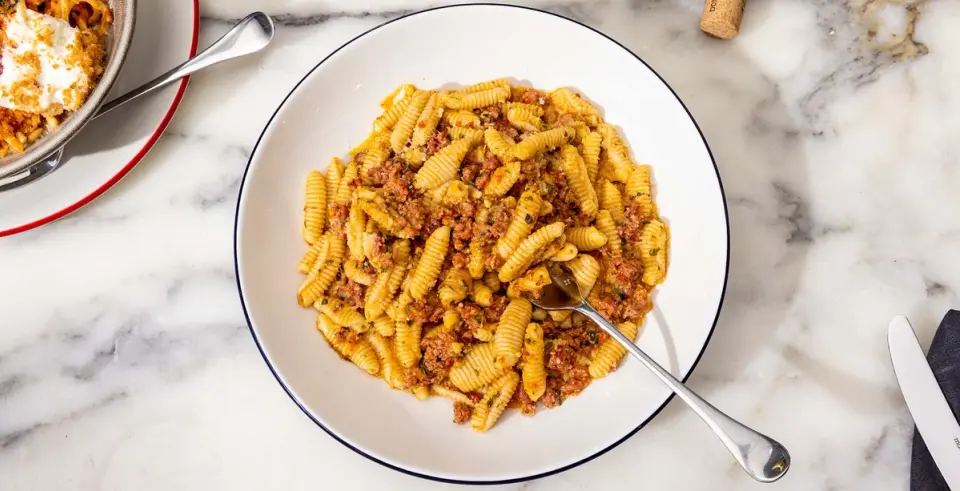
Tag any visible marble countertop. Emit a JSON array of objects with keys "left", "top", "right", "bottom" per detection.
[{"left": 2, "top": 0, "right": 957, "bottom": 489}]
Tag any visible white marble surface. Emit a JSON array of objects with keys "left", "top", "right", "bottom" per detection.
[{"left": 2, "top": 0, "right": 958, "bottom": 489}]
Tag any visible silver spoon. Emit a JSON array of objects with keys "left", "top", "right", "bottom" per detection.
[
  {"left": 532, "top": 265, "right": 791, "bottom": 483},
  {"left": 0, "top": 12, "right": 275, "bottom": 192}
]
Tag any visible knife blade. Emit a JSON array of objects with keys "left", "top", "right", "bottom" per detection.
[{"left": 888, "top": 315, "right": 960, "bottom": 490}]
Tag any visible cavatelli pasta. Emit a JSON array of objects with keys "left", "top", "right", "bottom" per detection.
[
  {"left": 467, "top": 239, "right": 487, "bottom": 279},
  {"left": 626, "top": 164, "right": 657, "bottom": 219},
  {"left": 499, "top": 222, "right": 565, "bottom": 282},
  {"left": 412, "top": 92, "right": 444, "bottom": 147},
  {"left": 347, "top": 201, "right": 367, "bottom": 261},
  {"left": 334, "top": 162, "right": 358, "bottom": 206},
  {"left": 394, "top": 320, "right": 422, "bottom": 368},
  {"left": 470, "top": 282, "right": 494, "bottom": 307},
  {"left": 367, "top": 332, "right": 403, "bottom": 387},
  {"left": 495, "top": 189, "right": 542, "bottom": 259},
  {"left": 596, "top": 210, "right": 622, "bottom": 259},
  {"left": 483, "top": 160, "right": 522, "bottom": 197},
  {"left": 512, "top": 126, "right": 575, "bottom": 160},
  {"left": 470, "top": 371, "right": 520, "bottom": 432},
  {"left": 444, "top": 110, "right": 481, "bottom": 128},
  {"left": 364, "top": 240, "right": 410, "bottom": 320},
  {"left": 372, "top": 315, "right": 395, "bottom": 337},
  {"left": 297, "top": 235, "right": 328, "bottom": 275},
  {"left": 588, "top": 321, "right": 639, "bottom": 378},
  {"left": 493, "top": 298, "right": 533, "bottom": 369},
  {"left": 484, "top": 128, "right": 515, "bottom": 160},
  {"left": 343, "top": 259, "right": 375, "bottom": 286},
  {"left": 550, "top": 243, "right": 579, "bottom": 262},
  {"left": 448, "top": 126, "right": 484, "bottom": 142},
  {"left": 317, "top": 314, "right": 379, "bottom": 375},
  {"left": 373, "top": 85, "right": 414, "bottom": 133},
  {"left": 506, "top": 103, "right": 543, "bottom": 132},
  {"left": 360, "top": 136, "right": 390, "bottom": 177},
  {"left": 561, "top": 145, "right": 598, "bottom": 217},
  {"left": 438, "top": 269, "right": 472, "bottom": 307},
  {"left": 358, "top": 198, "right": 397, "bottom": 234},
  {"left": 581, "top": 131, "right": 602, "bottom": 183},
  {"left": 449, "top": 342, "right": 502, "bottom": 392},
  {"left": 409, "top": 226, "right": 451, "bottom": 299},
  {"left": 598, "top": 178, "right": 624, "bottom": 221},
  {"left": 302, "top": 170, "right": 326, "bottom": 245},
  {"left": 640, "top": 219, "right": 669, "bottom": 285},
  {"left": 446, "top": 86, "right": 509, "bottom": 110},
  {"left": 442, "top": 309, "right": 460, "bottom": 332},
  {"left": 431, "top": 385, "right": 475, "bottom": 406},
  {"left": 521, "top": 323, "right": 546, "bottom": 401},
  {"left": 414, "top": 138, "right": 476, "bottom": 191},
  {"left": 565, "top": 226, "right": 608, "bottom": 251},
  {"left": 296, "top": 237, "right": 331, "bottom": 306},
  {"left": 566, "top": 254, "right": 601, "bottom": 296},
  {"left": 460, "top": 78, "right": 510, "bottom": 93},
  {"left": 325, "top": 158, "right": 342, "bottom": 216},
  {"left": 391, "top": 90, "right": 432, "bottom": 153},
  {"left": 549, "top": 87, "right": 603, "bottom": 127},
  {"left": 598, "top": 124, "right": 633, "bottom": 183},
  {"left": 316, "top": 297, "right": 367, "bottom": 331}
]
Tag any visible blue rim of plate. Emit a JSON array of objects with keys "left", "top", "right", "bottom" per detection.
[{"left": 234, "top": 3, "right": 731, "bottom": 485}]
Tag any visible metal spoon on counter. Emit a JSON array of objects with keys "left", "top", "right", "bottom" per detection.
[
  {"left": 0, "top": 12, "right": 276, "bottom": 192},
  {"left": 532, "top": 265, "right": 791, "bottom": 483}
]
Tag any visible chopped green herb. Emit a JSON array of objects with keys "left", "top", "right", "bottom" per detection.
[
  {"left": 524, "top": 214, "right": 533, "bottom": 224},
  {"left": 649, "top": 248, "right": 660, "bottom": 256},
  {"left": 587, "top": 330, "right": 599, "bottom": 345}
]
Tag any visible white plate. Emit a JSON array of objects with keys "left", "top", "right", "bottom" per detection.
[
  {"left": 0, "top": 0, "right": 199, "bottom": 236},
  {"left": 236, "top": 4, "right": 729, "bottom": 484}
]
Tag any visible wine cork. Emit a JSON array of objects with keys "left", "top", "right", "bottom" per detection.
[{"left": 700, "top": 0, "right": 745, "bottom": 40}]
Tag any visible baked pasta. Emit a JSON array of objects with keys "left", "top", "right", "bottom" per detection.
[
  {"left": 0, "top": 0, "right": 112, "bottom": 156},
  {"left": 296, "top": 80, "right": 669, "bottom": 432}
]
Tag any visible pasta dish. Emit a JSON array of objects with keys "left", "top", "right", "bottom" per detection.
[
  {"left": 0, "top": 0, "right": 112, "bottom": 157},
  {"left": 295, "top": 79, "right": 670, "bottom": 432}
]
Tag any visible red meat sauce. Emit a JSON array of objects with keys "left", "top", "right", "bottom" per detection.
[
  {"left": 453, "top": 402, "right": 472, "bottom": 424},
  {"left": 366, "top": 157, "right": 416, "bottom": 202},
  {"left": 456, "top": 303, "right": 485, "bottom": 333},
  {"left": 492, "top": 118, "right": 518, "bottom": 140},
  {"left": 537, "top": 323, "right": 605, "bottom": 406},
  {"left": 420, "top": 330, "right": 460, "bottom": 374},
  {"left": 327, "top": 276, "right": 366, "bottom": 311},
  {"left": 427, "top": 128, "right": 449, "bottom": 155},
  {"left": 451, "top": 252, "right": 469, "bottom": 269},
  {"left": 333, "top": 327, "right": 360, "bottom": 345},
  {"left": 406, "top": 297, "right": 445, "bottom": 326},
  {"left": 514, "top": 384, "right": 538, "bottom": 416},
  {"left": 618, "top": 201, "right": 648, "bottom": 243},
  {"left": 483, "top": 295, "right": 508, "bottom": 323},
  {"left": 328, "top": 203, "right": 350, "bottom": 239},
  {"left": 466, "top": 152, "right": 502, "bottom": 190},
  {"left": 589, "top": 252, "right": 651, "bottom": 322},
  {"left": 520, "top": 89, "right": 546, "bottom": 105}
]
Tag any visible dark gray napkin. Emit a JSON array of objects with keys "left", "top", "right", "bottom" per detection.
[{"left": 911, "top": 310, "right": 960, "bottom": 491}]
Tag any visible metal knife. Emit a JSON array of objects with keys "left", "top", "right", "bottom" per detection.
[{"left": 888, "top": 315, "right": 960, "bottom": 490}]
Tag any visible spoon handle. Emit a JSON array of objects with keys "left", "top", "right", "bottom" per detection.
[
  {"left": 95, "top": 12, "right": 275, "bottom": 119},
  {"left": 576, "top": 303, "right": 790, "bottom": 482}
]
